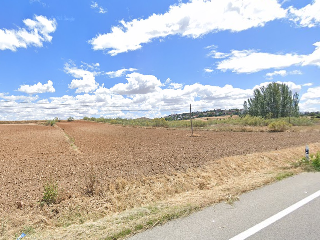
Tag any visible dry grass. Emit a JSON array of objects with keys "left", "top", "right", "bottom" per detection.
[
  {"left": 207, "top": 124, "right": 269, "bottom": 132},
  {"left": 18, "top": 142, "right": 320, "bottom": 240}
]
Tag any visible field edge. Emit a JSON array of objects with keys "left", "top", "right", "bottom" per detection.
[{"left": 23, "top": 142, "right": 320, "bottom": 240}]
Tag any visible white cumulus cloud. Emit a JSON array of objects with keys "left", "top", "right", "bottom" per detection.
[
  {"left": 266, "top": 70, "right": 288, "bottom": 79},
  {"left": 217, "top": 50, "right": 304, "bottom": 73},
  {"left": 302, "top": 42, "right": 320, "bottom": 67},
  {"left": 300, "top": 86, "right": 320, "bottom": 112},
  {"left": 301, "top": 86, "right": 320, "bottom": 100},
  {"left": 89, "top": 0, "right": 286, "bottom": 55},
  {"left": 17, "top": 80, "right": 55, "bottom": 94},
  {"left": 265, "top": 69, "right": 302, "bottom": 79},
  {"left": 204, "top": 68, "right": 213, "bottom": 73},
  {"left": 105, "top": 68, "right": 137, "bottom": 78},
  {"left": 111, "top": 72, "right": 163, "bottom": 95},
  {"left": 65, "top": 63, "right": 99, "bottom": 93},
  {"left": 215, "top": 42, "right": 320, "bottom": 73},
  {"left": 288, "top": 0, "right": 320, "bottom": 27},
  {"left": 0, "top": 15, "right": 57, "bottom": 51}
]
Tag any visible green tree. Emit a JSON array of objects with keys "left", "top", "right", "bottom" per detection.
[
  {"left": 245, "top": 82, "right": 299, "bottom": 118},
  {"left": 243, "top": 101, "right": 248, "bottom": 116},
  {"left": 292, "top": 92, "right": 300, "bottom": 117}
]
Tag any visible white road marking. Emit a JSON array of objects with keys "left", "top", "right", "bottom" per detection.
[{"left": 229, "top": 189, "right": 320, "bottom": 240}]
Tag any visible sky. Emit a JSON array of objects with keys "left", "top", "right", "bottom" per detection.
[{"left": 0, "top": 0, "right": 319, "bottom": 120}]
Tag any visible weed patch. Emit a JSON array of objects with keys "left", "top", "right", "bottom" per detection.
[
  {"left": 134, "top": 224, "right": 143, "bottom": 231},
  {"left": 45, "top": 120, "right": 56, "bottom": 126},
  {"left": 40, "top": 179, "right": 59, "bottom": 206},
  {"left": 84, "top": 167, "right": 97, "bottom": 196},
  {"left": 295, "top": 152, "right": 320, "bottom": 171},
  {"left": 311, "top": 153, "right": 320, "bottom": 171},
  {"left": 225, "top": 195, "right": 240, "bottom": 205},
  {"left": 104, "top": 228, "right": 132, "bottom": 240},
  {"left": 275, "top": 172, "right": 294, "bottom": 181},
  {"left": 268, "top": 121, "right": 292, "bottom": 132}
]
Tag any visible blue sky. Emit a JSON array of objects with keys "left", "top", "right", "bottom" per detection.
[{"left": 0, "top": 0, "right": 319, "bottom": 120}]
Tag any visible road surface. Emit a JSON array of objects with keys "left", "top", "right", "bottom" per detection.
[{"left": 129, "top": 172, "right": 320, "bottom": 240}]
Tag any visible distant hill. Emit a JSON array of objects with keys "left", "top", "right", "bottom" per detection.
[{"left": 164, "top": 108, "right": 242, "bottom": 121}]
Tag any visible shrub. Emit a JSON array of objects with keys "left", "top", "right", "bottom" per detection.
[
  {"left": 45, "top": 119, "right": 56, "bottom": 126},
  {"left": 311, "top": 153, "right": 320, "bottom": 171},
  {"left": 242, "top": 115, "right": 267, "bottom": 126},
  {"left": 289, "top": 117, "right": 314, "bottom": 126},
  {"left": 268, "top": 121, "right": 292, "bottom": 132},
  {"left": 192, "top": 120, "right": 207, "bottom": 128},
  {"left": 41, "top": 180, "right": 59, "bottom": 205},
  {"left": 67, "top": 117, "right": 74, "bottom": 122},
  {"left": 152, "top": 118, "right": 169, "bottom": 128},
  {"left": 296, "top": 152, "right": 320, "bottom": 172},
  {"left": 84, "top": 168, "right": 96, "bottom": 196},
  {"left": 96, "top": 117, "right": 105, "bottom": 123}
]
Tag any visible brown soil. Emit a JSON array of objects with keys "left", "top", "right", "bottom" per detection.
[
  {"left": 0, "top": 121, "right": 319, "bottom": 239},
  {"left": 57, "top": 121, "right": 319, "bottom": 177}
]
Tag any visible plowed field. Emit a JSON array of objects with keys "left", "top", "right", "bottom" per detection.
[
  {"left": 57, "top": 121, "right": 320, "bottom": 177},
  {"left": 1, "top": 120, "right": 320, "bottom": 239}
]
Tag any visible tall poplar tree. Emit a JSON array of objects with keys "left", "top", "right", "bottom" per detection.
[{"left": 244, "top": 82, "right": 299, "bottom": 118}]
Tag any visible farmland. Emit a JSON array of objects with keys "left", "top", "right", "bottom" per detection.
[{"left": 1, "top": 120, "right": 320, "bottom": 239}]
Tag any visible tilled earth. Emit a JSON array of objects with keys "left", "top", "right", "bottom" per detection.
[{"left": 1, "top": 121, "right": 320, "bottom": 215}]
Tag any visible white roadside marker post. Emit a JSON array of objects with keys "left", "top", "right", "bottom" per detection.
[{"left": 306, "top": 145, "right": 309, "bottom": 161}]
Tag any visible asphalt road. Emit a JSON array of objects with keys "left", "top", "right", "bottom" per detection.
[{"left": 129, "top": 172, "right": 320, "bottom": 240}]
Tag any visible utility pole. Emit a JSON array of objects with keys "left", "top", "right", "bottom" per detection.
[{"left": 190, "top": 104, "right": 193, "bottom": 136}]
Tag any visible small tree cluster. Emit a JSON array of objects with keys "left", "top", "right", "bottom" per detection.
[{"left": 244, "top": 82, "right": 299, "bottom": 118}]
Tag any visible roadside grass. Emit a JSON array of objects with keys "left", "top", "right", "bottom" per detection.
[
  {"left": 104, "top": 229, "right": 132, "bottom": 240},
  {"left": 225, "top": 195, "right": 240, "bottom": 205},
  {"left": 275, "top": 171, "right": 294, "bottom": 181},
  {"left": 14, "top": 225, "right": 35, "bottom": 239},
  {"left": 294, "top": 152, "right": 320, "bottom": 172}
]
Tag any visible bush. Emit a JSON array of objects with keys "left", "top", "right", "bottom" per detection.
[
  {"left": 268, "top": 121, "right": 292, "bottom": 132},
  {"left": 67, "top": 117, "right": 74, "bottom": 122},
  {"left": 296, "top": 152, "right": 320, "bottom": 172},
  {"left": 242, "top": 115, "right": 267, "bottom": 126},
  {"left": 192, "top": 120, "right": 207, "bottom": 128},
  {"left": 45, "top": 119, "right": 56, "bottom": 126},
  {"left": 152, "top": 118, "right": 169, "bottom": 128},
  {"left": 41, "top": 180, "right": 59, "bottom": 205},
  {"left": 311, "top": 153, "right": 320, "bottom": 171},
  {"left": 289, "top": 117, "right": 314, "bottom": 126}
]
